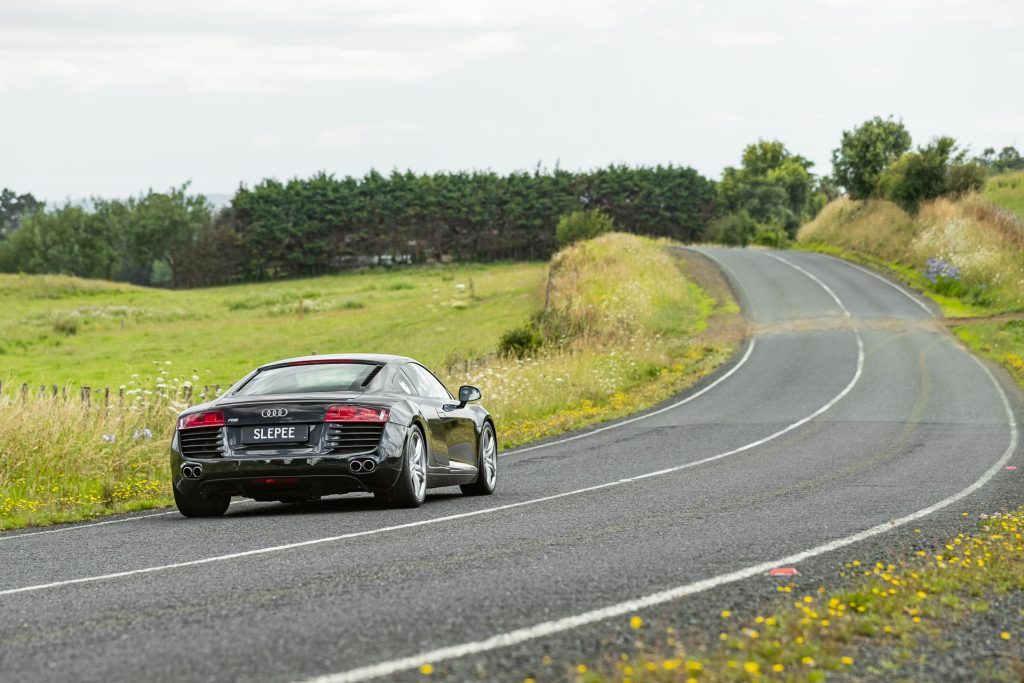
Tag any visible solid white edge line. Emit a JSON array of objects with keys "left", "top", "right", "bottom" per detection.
[
  {"left": 299, "top": 292, "right": 1018, "bottom": 683},
  {"left": 815, "top": 252, "right": 936, "bottom": 316},
  {"left": 0, "top": 333, "right": 863, "bottom": 597},
  {"left": 504, "top": 338, "right": 756, "bottom": 456},
  {"left": 0, "top": 498, "right": 257, "bottom": 542}
]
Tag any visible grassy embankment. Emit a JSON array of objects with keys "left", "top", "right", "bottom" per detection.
[
  {"left": 0, "top": 233, "right": 739, "bottom": 529},
  {"left": 797, "top": 171, "right": 1024, "bottom": 389},
  {"left": 575, "top": 509, "right": 1024, "bottom": 682}
]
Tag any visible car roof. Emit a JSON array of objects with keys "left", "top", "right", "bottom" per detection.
[{"left": 258, "top": 353, "right": 415, "bottom": 369}]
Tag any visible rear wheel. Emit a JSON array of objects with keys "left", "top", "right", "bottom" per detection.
[
  {"left": 461, "top": 421, "right": 497, "bottom": 496},
  {"left": 173, "top": 486, "right": 230, "bottom": 518},
  {"left": 375, "top": 425, "right": 427, "bottom": 508}
]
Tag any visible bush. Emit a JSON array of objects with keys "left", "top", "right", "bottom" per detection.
[
  {"left": 555, "top": 209, "right": 615, "bottom": 248},
  {"left": 752, "top": 227, "right": 789, "bottom": 247},
  {"left": 498, "top": 324, "right": 544, "bottom": 358},
  {"left": 946, "top": 162, "right": 987, "bottom": 196},
  {"left": 706, "top": 212, "right": 758, "bottom": 246}
]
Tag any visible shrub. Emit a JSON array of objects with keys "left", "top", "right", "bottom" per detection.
[
  {"left": 498, "top": 324, "right": 544, "bottom": 358},
  {"left": 555, "top": 209, "right": 615, "bottom": 248},
  {"left": 706, "top": 212, "right": 758, "bottom": 246},
  {"left": 946, "top": 162, "right": 987, "bottom": 197}
]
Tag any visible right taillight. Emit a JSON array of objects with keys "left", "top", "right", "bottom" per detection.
[
  {"left": 325, "top": 405, "right": 389, "bottom": 423},
  {"left": 178, "top": 411, "right": 225, "bottom": 430}
]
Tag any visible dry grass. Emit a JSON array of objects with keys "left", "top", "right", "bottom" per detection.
[{"left": 798, "top": 189, "right": 1024, "bottom": 312}]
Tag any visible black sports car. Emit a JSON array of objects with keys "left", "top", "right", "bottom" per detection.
[{"left": 170, "top": 354, "right": 496, "bottom": 517}]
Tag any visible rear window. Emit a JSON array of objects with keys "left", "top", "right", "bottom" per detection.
[{"left": 234, "top": 362, "right": 380, "bottom": 397}]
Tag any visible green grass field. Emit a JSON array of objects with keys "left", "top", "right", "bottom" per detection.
[
  {"left": 0, "top": 234, "right": 738, "bottom": 529},
  {"left": 983, "top": 171, "right": 1024, "bottom": 221},
  {"left": 0, "top": 262, "right": 544, "bottom": 390}
]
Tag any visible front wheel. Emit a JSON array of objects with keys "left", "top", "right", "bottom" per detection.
[
  {"left": 461, "top": 422, "right": 497, "bottom": 496},
  {"left": 173, "top": 486, "right": 230, "bottom": 518},
  {"left": 375, "top": 425, "right": 427, "bottom": 508}
]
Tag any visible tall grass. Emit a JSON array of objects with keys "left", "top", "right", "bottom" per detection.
[
  {"left": 0, "top": 234, "right": 737, "bottom": 529},
  {"left": 798, "top": 183, "right": 1024, "bottom": 312}
]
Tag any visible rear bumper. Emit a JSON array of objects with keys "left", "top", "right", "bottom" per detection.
[{"left": 171, "top": 422, "right": 409, "bottom": 499}]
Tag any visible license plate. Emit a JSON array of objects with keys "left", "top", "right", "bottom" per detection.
[{"left": 241, "top": 424, "right": 310, "bottom": 444}]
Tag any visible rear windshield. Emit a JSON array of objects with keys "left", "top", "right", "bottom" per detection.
[{"left": 234, "top": 362, "right": 380, "bottom": 397}]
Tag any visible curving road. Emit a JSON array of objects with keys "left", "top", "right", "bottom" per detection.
[{"left": 0, "top": 249, "right": 1019, "bottom": 682}]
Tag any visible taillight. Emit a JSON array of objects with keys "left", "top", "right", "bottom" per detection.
[
  {"left": 178, "top": 411, "right": 225, "bottom": 430},
  {"left": 325, "top": 405, "right": 389, "bottom": 423}
]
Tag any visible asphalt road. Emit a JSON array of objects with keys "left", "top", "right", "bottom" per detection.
[{"left": 1, "top": 249, "right": 1020, "bottom": 683}]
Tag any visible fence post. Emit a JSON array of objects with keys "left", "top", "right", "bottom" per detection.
[
  {"left": 103, "top": 387, "right": 110, "bottom": 408},
  {"left": 544, "top": 267, "right": 553, "bottom": 312},
  {"left": 51, "top": 385, "right": 58, "bottom": 400},
  {"left": 38, "top": 385, "right": 45, "bottom": 399},
  {"left": 119, "top": 387, "right": 125, "bottom": 406},
  {"left": 81, "top": 386, "right": 91, "bottom": 407},
  {"left": 61, "top": 386, "right": 67, "bottom": 402},
  {"left": 21, "top": 383, "right": 28, "bottom": 403}
]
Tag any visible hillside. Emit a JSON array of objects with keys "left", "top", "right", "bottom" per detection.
[{"left": 797, "top": 172, "right": 1024, "bottom": 313}]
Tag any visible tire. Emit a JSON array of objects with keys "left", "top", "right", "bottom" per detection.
[
  {"left": 375, "top": 425, "right": 427, "bottom": 509},
  {"left": 461, "top": 421, "right": 497, "bottom": 496},
  {"left": 173, "top": 486, "right": 230, "bottom": 518}
]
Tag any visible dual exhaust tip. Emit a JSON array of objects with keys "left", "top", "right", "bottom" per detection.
[
  {"left": 181, "top": 463, "right": 203, "bottom": 479},
  {"left": 183, "top": 460, "right": 374, "bottom": 478},
  {"left": 349, "top": 459, "right": 377, "bottom": 474}
]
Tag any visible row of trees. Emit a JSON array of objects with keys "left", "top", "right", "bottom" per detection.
[
  {"left": 0, "top": 187, "right": 214, "bottom": 287},
  {"left": 1, "top": 122, "right": 1019, "bottom": 285},
  {"left": 0, "top": 166, "right": 717, "bottom": 286}
]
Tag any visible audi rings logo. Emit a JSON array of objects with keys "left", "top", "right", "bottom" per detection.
[{"left": 261, "top": 408, "right": 289, "bottom": 418}]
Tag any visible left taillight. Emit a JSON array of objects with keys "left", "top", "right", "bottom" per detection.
[
  {"left": 325, "top": 405, "right": 389, "bottom": 423},
  {"left": 178, "top": 410, "right": 225, "bottom": 430}
]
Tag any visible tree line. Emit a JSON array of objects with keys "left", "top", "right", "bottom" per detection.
[
  {"left": 1, "top": 120, "right": 1020, "bottom": 287},
  {"left": 0, "top": 166, "right": 716, "bottom": 287}
]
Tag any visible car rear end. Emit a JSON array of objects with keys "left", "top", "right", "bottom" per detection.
[{"left": 171, "top": 360, "right": 409, "bottom": 503}]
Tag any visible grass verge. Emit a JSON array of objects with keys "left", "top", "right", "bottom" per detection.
[
  {"left": 0, "top": 234, "right": 740, "bottom": 529},
  {"left": 575, "top": 508, "right": 1024, "bottom": 682}
]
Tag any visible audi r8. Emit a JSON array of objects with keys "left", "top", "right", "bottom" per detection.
[{"left": 170, "top": 354, "right": 497, "bottom": 517}]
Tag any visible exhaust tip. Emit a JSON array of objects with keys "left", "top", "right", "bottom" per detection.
[
  {"left": 350, "top": 460, "right": 363, "bottom": 473},
  {"left": 181, "top": 464, "right": 203, "bottom": 479},
  {"left": 362, "top": 459, "right": 376, "bottom": 473}
]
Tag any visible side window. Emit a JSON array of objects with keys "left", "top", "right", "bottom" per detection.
[
  {"left": 404, "top": 363, "right": 451, "bottom": 400},
  {"left": 393, "top": 368, "right": 416, "bottom": 395}
]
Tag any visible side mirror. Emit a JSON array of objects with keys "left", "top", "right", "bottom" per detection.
[{"left": 458, "top": 385, "right": 482, "bottom": 407}]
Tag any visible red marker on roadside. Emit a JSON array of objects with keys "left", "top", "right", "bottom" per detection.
[{"left": 768, "top": 567, "right": 799, "bottom": 577}]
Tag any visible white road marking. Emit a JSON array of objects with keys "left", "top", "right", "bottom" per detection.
[
  {"left": 765, "top": 252, "right": 851, "bottom": 318},
  {"left": 814, "top": 252, "right": 936, "bottom": 316},
  {"left": 0, "top": 499, "right": 257, "bottom": 543},
  {"left": 297, "top": 256, "right": 1018, "bottom": 683},
  {"left": 0, "top": 333, "right": 863, "bottom": 596}
]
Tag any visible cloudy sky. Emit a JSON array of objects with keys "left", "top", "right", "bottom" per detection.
[{"left": 2, "top": 0, "right": 1022, "bottom": 201}]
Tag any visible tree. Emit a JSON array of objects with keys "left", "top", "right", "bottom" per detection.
[
  {"left": 0, "top": 188, "right": 43, "bottom": 239},
  {"left": 831, "top": 116, "right": 912, "bottom": 199},
  {"left": 717, "top": 140, "right": 817, "bottom": 237},
  {"left": 877, "top": 136, "right": 959, "bottom": 212}
]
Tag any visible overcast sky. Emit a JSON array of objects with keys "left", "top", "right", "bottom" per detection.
[{"left": 2, "top": 0, "right": 1022, "bottom": 201}]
